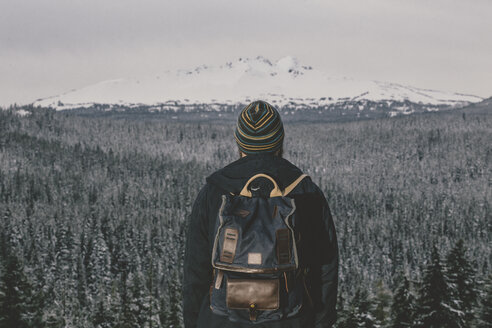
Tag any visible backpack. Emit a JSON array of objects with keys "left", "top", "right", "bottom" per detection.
[{"left": 209, "top": 173, "right": 312, "bottom": 323}]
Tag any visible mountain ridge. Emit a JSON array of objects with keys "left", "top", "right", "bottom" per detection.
[{"left": 33, "top": 56, "right": 483, "bottom": 117}]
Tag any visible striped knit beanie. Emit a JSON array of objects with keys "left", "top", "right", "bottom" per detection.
[{"left": 235, "top": 100, "right": 284, "bottom": 155}]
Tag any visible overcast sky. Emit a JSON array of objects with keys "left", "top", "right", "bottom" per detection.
[{"left": 1, "top": 0, "right": 491, "bottom": 107}]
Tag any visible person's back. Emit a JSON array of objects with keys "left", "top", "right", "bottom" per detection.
[{"left": 183, "top": 100, "right": 339, "bottom": 328}]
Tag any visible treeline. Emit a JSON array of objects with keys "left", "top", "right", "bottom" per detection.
[{"left": 0, "top": 106, "right": 490, "bottom": 327}]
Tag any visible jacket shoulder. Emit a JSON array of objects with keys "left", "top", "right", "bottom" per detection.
[
  {"left": 288, "top": 175, "right": 323, "bottom": 197},
  {"left": 195, "top": 181, "right": 229, "bottom": 215}
]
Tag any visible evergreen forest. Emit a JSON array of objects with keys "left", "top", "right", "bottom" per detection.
[{"left": 0, "top": 107, "right": 490, "bottom": 327}]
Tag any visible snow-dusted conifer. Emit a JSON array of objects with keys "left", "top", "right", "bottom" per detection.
[
  {"left": 131, "top": 271, "right": 152, "bottom": 327},
  {"left": 373, "top": 280, "right": 392, "bottom": 327},
  {"left": 167, "top": 270, "right": 183, "bottom": 328},
  {"left": 477, "top": 274, "right": 492, "bottom": 328},
  {"left": 415, "top": 243, "right": 460, "bottom": 328},
  {"left": 86, "top": 215, "right": 112, "bottom": 303},
  {"left": 390, "top": 271, "right": 415, "bottom": 327},
  {"left": 336, "top": 287, "right": 375, "bottom": 328},
  {"left": 445, "top": 239, "right": 477, "bottom": 327},
  {"left": 0, "top": 246, "right": 32, "bottom": 328},
  {"left": 93, "top": 297, "right": 115, "bottom": 328}
]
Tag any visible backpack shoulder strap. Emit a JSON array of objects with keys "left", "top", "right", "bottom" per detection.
[
  {"left": 283, "top": 173, "right": 309, "bottom": 196},
  {"left": 237, "top": 173, "right": 309, "bottom": 197}
]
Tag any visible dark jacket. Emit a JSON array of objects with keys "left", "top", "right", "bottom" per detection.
[{"left": 183, "top": 153, "right": 339, "bottom": 328}]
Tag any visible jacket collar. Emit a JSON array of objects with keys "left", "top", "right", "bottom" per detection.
[{"left": 206, "top": 153, "right": 304, "bottom": 194}]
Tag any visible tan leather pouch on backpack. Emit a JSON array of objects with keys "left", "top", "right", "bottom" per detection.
[{"left": 226, "top": 278, "right": 280, "bottom": 311}]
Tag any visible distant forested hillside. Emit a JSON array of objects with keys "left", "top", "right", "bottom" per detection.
[{"left": 0, "top": 107, "right": 490, "bottom": 327}]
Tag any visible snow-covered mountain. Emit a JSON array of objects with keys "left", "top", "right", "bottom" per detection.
[{"left": 34, "top": 56, "right": 482, "bottom": 115}]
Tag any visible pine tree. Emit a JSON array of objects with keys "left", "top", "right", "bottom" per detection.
[
  {"left": 1, "top": 207, "right": 21, "bottom": 252},
  {"left": 30, "top": 288, "right": 48, "bottom": 328},
  {"left": 355, "top": 288, "right": 375, "bottom": 328},
  {"left": 27, "top": 230, "right": 48, "bottom": 328},
  {"left": 93, "top": 297, "right": 115, "bottom": 328},
  {"left": 0, "top": 260, "right": 6, "bottom": 325},
  {"left": 86, "top": 217, "right": 111, "bottom": 302},
  {"left": 117, "top": 270, "right": 140, "bottom": 328},
  {"left": 337, "top": 287, "right": 375, "bottom": 328},
  {"left": 373, "top": 280, "right": 392, "bottom": 327},
  {"left": 129, "top": 271, "right": 150, "bottom": 327},
  {"left": 76, "top": 253, "right": 88, "bottom": 309},
  {"left": 415, "top": 243, "right": 460, "bottom": 328},
  {"left": 54, "top": 216, "right": 77, "bottom": 322},
  {"left": 477, "top": 274, "right": 492, "bottom": 328},
  {"left": 338, "top": 307, "right": 358, "bottom": 328},
  {"left": 43, "top": 308, "right": 65, "bottom": 328},
  {"left": 335, "top": 293, "right": 347, "bottom": 327},
  {"left": 0, "top": 249, "right": 33, "bottom": 328},
  {"left": 167, "top": 270, "right": 183, "bottom": 328},
  {"left": 159, "top": 296, "right": 170, "bottom": 328},
  {"left": 390, "top": 272, "right": 415, "bottom": 327},
  {"left": 146, "top": 259, "right": 162, "bottom": 328},
  {"left": 445, "top": 239, "right": 477, "bottom": 327}
]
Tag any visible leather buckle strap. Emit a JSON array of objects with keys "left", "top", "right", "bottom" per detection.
[
  {"left": 215, "top": 270, "right": 224, "bottom": 289},
  {"left": 276, "top": 228, "right": 291, "bottom": 265},
  {"left": 220, "top": 228, "right": 238, "bottom": 263}
]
